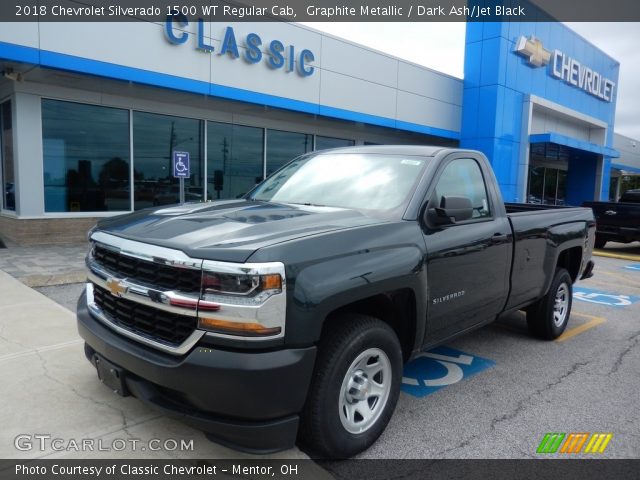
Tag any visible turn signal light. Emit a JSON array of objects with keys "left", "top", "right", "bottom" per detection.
[
  {"left": 198, "top": 317, "right": 281, "bottom": 337},
  {"left": 261, "top": 273, "right": 282, "bottom": 291}
]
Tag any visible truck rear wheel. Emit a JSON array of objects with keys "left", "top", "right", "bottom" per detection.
[
  {"left": 526, "top": 268, "right": 573, "bottom": 340},
  {"left": 299, "top": 314, "right": 402, "bottom": 458}
]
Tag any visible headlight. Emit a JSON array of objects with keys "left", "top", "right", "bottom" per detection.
[
  {"left": 202, "top": 272, "right": 282, "bottom": 299},
  {"left": 198, "top": 261, "right": 286, "bottom": 339}
]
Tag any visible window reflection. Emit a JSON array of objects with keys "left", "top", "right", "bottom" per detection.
[
  {"left": 266, "top": 129, "right": 312, "bottom": 176},
  {"left": 252, "top": 153, "right": 428, "bottom": 213},
  {"left": 557, "top": 170, "right": 567, "bottom": 205},
  {"left": 544, "top": 168, "right": 558, "bottom": 205},
  {"left": 1, "top": 101, "right": 14, "bottom": 211},
  {"left": 207, "top": 122, "right": 264, "bottom": 200},
  {"left": 43, "top": 100, "right": 130, "bottom": 212},
  {"left": 527, "top": 166, "right": 567, "bottom": 205},
  {"left": 434, "top": 158, "right": 491, "bottom": 217},
  {"left": 315, "top": 136, "right": 354, "bottom": 151},
  {"left": 133, "top": 112, "right": 203, "bottom": 209}
]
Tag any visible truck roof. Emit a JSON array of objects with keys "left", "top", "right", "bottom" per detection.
[{"left": 313, "top": 145, "right": 451, "bottom": 157}]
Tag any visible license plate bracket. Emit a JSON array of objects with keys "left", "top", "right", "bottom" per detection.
[{"left": 94, "top": 354, "right": 129, "bottom": 396}]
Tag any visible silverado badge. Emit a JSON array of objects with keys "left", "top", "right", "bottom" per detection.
[{"left": 106, "top": 278, "right": 128, "bottom": 298}]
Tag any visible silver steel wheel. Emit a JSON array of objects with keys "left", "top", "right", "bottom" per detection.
[
  {"left": 338, "top": 347, "right": 392, "bottom": 434},
  {"left": 553, "top": 282, "right": 569, "bottom": 327}
]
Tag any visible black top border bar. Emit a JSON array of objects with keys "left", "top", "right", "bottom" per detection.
[{"left": 2, "top": 0, "right": 640, "bottom": 22}]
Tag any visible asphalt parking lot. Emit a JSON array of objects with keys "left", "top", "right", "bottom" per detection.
[
  {"left": 3, "top": 249, "right": 639, "bottom": 464},
  {"left": 356, "top": 253, "right": 640, "bottom": 460}
]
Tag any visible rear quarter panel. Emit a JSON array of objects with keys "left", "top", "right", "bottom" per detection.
[{"left": 506, "top": 207, "right": 594, "bottom": 310}]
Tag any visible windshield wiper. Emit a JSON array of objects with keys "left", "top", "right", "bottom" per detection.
[{"left": 280, "top": 201, "right": 328, "bottom": 207}]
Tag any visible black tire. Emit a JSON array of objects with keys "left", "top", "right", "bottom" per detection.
[
  {"left": 299, "top": 314, "right": 402, "bottom": 458},
  {"left": 526, "top": 268, "right": 573, "bottom": 340},
  {"left": 594, "top": 236, "right": 607, "bottom": 249}
]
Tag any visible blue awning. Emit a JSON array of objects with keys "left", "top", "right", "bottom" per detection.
[
  {"left": 611, "top": 163, "right": 640, "bottom": 174},
  {"left": 529, "top": 133, "right": 620, "bottom": 158}
]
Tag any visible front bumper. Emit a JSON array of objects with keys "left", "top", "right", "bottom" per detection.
[{"left": 77, "top": 291, "right": 316, "bottom": 453}]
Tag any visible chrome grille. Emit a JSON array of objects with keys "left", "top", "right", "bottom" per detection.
[
  {"left": 93, "top": 244, "right": 201, "bottom": 292},
  {"left": 92, "top": 283, "right": 197, "bottom": 346}
]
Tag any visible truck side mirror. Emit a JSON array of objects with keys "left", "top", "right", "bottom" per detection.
[{"left": 427, "top": 195, "right": 474, "bottom": 225}]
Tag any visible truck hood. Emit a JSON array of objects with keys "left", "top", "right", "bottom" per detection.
[{"left": 94, "top": 200, "right": 386, "bottom": 263}]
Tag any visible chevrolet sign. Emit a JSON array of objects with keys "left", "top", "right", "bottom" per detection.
[
  {"left": 551, "top": 50, "right": 615, "bottom": 102},
  {"left": 514, "top": 35, "right": 615, "bottom": 103},
  {"left": 515, "top": 36, "right": 551, "bottom": 67}
]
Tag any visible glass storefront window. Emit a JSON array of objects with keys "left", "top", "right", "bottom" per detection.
[
  {"left": 43, "top": 100, "right": 130, "bottom": 212},
  {"left": 1, "top": 101, "right": 14, "bottom": 211},
  {"left": 315, "top": 136, "right": 355, "bottom": 151},
  {"left": 133, "top": 112, "right": 203, "bottom": 209},
  {"left": 543, "top": 168, "right": 558, "bottom": 205},
  {"left": 527, "top": 166, "right": 544, "bottom": 204},
  {"left": 266, "top": 129, "right": 312, "bottom": 177},
  {"left": 557, "top": 170, "right": 567, "bottom": 205},
  {"left": 621, "top": 175, "right": 640, "bottom": 197},
  {"left": 207, "top": 122, "right": 264, "bottom": 200},
  {"left": 527, "top": 165, "right": 567, "bottom": 206}
]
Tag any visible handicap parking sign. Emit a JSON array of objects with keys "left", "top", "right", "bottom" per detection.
[
  {"left": 401, "top": 346, "right": 495, "bottom": 398},
  {"left": 573, "top": 286, "right": 639, "bottom": 307},
  {"left": 172, "top": 151, "right": 190, "bottom": 178}
]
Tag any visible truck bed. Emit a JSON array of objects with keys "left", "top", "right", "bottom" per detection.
[
  {"left": 504, "top": 202, "right": 578, "bottom": 213},
  {"left": 503, "top": 203, "right": 596, "bottom": 311}
]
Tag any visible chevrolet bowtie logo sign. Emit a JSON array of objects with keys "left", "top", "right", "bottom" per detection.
[
  {"left": 515, "top": 35, "right": 551, "bottom": 67},
  {"left": 106, "top": 278, "right": 128, "bottom": 298}
]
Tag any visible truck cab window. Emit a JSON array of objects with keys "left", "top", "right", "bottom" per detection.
[{"left": 434, "top": 158, "right": 491, "bottom": 218}]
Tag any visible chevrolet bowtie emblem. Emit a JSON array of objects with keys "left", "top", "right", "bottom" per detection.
[
  {"left": 106, "top": 278, "right": 128, "bottom": 297},
  {"left": 515, "top": 35, "right": 551, "bottom": 68}
]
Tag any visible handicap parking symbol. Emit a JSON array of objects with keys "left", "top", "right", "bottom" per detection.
[
  {"left": 573, "top": 286, "right": 639, "bottom": 307},
  {"left": 401, "top": 346, "right": 495, "bottom": 398},
  {"left": 172, "top": 151, "right": 190, "bottom": 178},
  {"left": 624, "top": 264, "right": 640, "bottom": 272}
]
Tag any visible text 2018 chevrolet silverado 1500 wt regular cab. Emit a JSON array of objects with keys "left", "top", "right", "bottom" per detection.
[{"left": 77, "top": 146, "right": 596, "bottom": 457}]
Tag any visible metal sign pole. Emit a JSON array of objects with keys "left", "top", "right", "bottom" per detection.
[{"left": 179, "top": 178, "right": 185, "bottom": 204}]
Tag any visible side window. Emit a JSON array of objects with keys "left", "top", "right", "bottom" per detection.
[{"left": 434, "top": 158, "right": 491, "bottom": 219}]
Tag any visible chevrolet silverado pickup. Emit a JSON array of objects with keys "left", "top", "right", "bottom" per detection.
[
  {"left": 583, "top": 189, "right": 640, "bottom": 248},
  {"left": 77, "top": 146, "right": 596, "bottom": 457}
]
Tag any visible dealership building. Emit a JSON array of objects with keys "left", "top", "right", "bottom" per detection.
[{"left": 0, "top": 20, "right": 639, "bottom": 244}]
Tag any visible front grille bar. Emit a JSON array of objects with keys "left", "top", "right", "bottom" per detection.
[{"left": 86, "top": 283, "right": 205, "bottom": 356}]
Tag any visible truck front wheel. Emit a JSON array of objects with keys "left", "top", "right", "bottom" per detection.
[
  {"left": 526, "top": 268, "right": 573, "bottom": 340},
  {"left": 299, "top": 314, "right": 402, "bottom": 458}
]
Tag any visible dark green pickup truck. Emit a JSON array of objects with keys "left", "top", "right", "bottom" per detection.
[{"left": 77, "top": 146, "right": 595, "bottom": 457}]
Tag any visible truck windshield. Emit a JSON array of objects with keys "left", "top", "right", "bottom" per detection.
[{"left": 249, "top": 153, "right": 430, "bottom": 214}]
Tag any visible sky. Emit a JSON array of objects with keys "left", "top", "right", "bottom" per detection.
[{"left": 299, "top": 22, "right": 640, "bottom": 141}]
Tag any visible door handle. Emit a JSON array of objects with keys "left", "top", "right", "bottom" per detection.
[{"left": 490, "top": 233, "right": 508, "bottom": 244}]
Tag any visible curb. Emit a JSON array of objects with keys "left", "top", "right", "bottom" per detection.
[{"left": 592, "top": 250, "right": 640, "bottom": 262}]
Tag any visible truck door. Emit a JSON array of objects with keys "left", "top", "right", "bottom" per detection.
[{"left": 421, "top": 155, "right": 512, "bottom": 341}]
